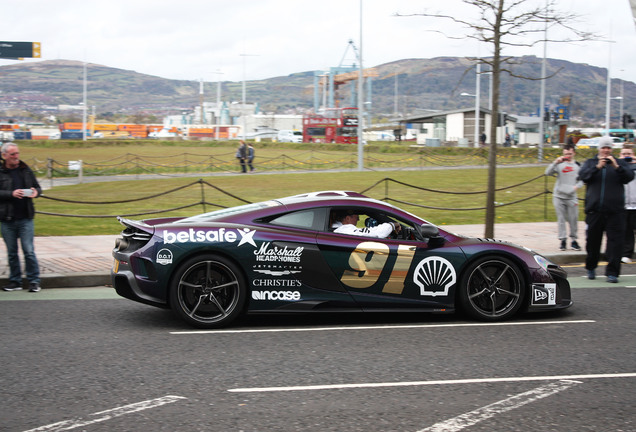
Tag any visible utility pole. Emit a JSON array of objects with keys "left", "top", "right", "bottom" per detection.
[{"left": 199, "top": 78, "right": 205, "bottom": 125}]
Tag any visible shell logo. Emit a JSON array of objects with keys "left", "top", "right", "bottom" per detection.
[{"left": 413, "top": 256, "right": 456, "bottom": 297}]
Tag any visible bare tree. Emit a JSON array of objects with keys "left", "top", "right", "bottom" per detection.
[{"left": 398, "top": 0, "right": 595, "bottom": 238}]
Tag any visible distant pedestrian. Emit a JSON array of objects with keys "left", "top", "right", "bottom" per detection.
[
  {"left": 479, "top": 132, "right": 486, "bottom": 147},
  {"left": 504, "top": 133, "right": 511, "bottom": 147},
  {"left": 247, "top": 143, "right": 255, "bottom": 172},
  {"left": 236, "top": 140, "right": 247, "bottom": 173},
  {"left": 0, "top": 142, "right": 42, "bottom": 292},
  {"left": 578, "top": 137, "right": 635, "bottom": 283},
  {"left": 620, "top": 144, "right": 636, "bottom": 263},
  {"left": 545, "top": 145, "right": 582, "bottom": 251}
]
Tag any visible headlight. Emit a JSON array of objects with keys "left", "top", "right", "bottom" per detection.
[{"left": 534, "top": 254, "right": 552, "bottom": 270}]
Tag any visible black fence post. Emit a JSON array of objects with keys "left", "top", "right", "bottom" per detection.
[
  {"left": 544, "top": 174, "right": 548, "bottom": 221},
  {"left": 199, "top": 179, "right": 206, "bottom": 213}
]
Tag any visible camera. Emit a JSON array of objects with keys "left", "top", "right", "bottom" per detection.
[
  {"left": 625, "top": 156, "right": 633, "bottom": 163},
  {"left": 603, "top": 158, "right": 611, "bottom": 163}
]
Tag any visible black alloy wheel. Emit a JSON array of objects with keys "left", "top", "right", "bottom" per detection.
[
  {"left": 170, "top": 254, "right": 246, "bottom": 328},
  {"left": 459, "top": 256, "right": 525, "bottom": 320}
]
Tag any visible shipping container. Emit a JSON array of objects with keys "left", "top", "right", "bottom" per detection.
[
  {"left": 99, "top": 131, "right": 131, "bottom": 138},
  {"left": 93, "top": 124, "right": 118, "bottom": 131},
  {"left": 61, "top": 131, "right": 85, "bottom": 139},
  {"left": 63, "top": 122, "right": 85, "bottom": 130},
  {"left": 12, "top": 131, "right": 32, "bottom": 140},
  {"left": 0, "top": 124, "right": 20, "bottom": 131},
  {"left": 118, "top": 124, "right": 147, "bottom": 131},
  {"left": 129, "top": 131, "right": 148, "bottom": 138}
]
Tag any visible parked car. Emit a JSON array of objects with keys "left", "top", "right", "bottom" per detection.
[
  {"left": 576, "top": 137, "right": 623, "bottom": 149},
  {"left": 277, "top": 130, "right": 303, "bottom": 143},
  {"left": 111, "top": 191, "right": 572, "bottom": 328}
]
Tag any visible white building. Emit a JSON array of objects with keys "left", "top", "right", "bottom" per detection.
[{"left": 397, "top": 108, "right": 531, "bottom": 146}]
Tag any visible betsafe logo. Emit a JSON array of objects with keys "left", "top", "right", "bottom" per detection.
[{"left": 163, "top": 228, "right": 256, "bottom": 246}]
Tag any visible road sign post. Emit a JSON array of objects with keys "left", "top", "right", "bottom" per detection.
[{"left": 0, "top": 41, "right": 41, "bottom": 59}]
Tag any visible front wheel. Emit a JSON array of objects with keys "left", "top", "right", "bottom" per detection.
[
  {"left": 169, "top": 254, "right": 246, "bottom": 328},
  {"left": 458, "top": 256, "right": 526, "bottom": 321}
]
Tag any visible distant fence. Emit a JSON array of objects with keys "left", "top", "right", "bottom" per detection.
[{"left": 25, "top": 147, "right": 570, "bottom": 182}]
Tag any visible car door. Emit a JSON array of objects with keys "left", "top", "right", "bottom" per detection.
[{"left": 317, "top": 221, "right": 464, "bottom": 311}]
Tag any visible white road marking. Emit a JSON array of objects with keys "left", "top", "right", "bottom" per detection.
[
  {"left": 417, "top": 380, "right": 580, "bottom": 432},
  {"left": 23, "top": 395, "right": 186, "bottom": 432},
  {"left": 170, "top": 319, "right": 594, "bottom": 335},
  {"left": 227, "top": 372, "right": 636, "bottom": 393}
]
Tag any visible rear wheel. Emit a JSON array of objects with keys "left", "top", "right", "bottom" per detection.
[
  {"left": 459, "top": 256, "right": 525, "bottom": 320},
  {"left": 169, "top": 254, "right": 246, "bottom": 328}
]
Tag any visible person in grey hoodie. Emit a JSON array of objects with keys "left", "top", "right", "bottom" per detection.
[
  {"left": 545, "top": 145, "right": 583, "bottom": 251},
  {"left": 620, "top": 144, "right": 636, "bottom": 263}
]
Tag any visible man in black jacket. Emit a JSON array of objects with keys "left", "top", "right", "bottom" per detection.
[
  {"left": 0, "top": 142, "right": 42, "bottom": 292},
  {"left": 578, "top": 137, "right": 635, "bottom": 283}
]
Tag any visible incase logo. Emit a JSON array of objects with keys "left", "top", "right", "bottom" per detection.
[{"left": 252, "top": 290, "right": 301, "bottom": 301}]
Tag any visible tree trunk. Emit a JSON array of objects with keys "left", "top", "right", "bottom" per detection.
[{"left": 484, "top": 0, "right": 504, "bottom": 239}]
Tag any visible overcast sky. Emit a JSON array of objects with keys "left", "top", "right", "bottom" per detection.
[{"left": 1, "top": 0, "right": 635, "bottom": 87}]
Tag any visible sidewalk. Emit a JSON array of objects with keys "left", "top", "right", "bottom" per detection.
[{"left": 0, "top": 222, "right": 589, "bottom": 289}]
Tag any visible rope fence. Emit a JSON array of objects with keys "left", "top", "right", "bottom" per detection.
[{"left": 36, "top": 175, "right": 561, "bottom": 219}]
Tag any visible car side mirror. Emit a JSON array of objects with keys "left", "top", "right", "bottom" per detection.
[
  {"left": 420, "top": 224, "right": 445, "bottom": 247},
  {"left": 420, "top": 224, "right": 439, "bottom": 237}
]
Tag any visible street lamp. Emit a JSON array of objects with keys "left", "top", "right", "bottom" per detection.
[
  {"left": 611, "top": 96, "right": 624, "bottom": 128},
  {"left": 240, "top": 53, "right": 258, "bottom": 140},
  {"left": 212, "top": 69, "right": 223, "bottom": 140}
]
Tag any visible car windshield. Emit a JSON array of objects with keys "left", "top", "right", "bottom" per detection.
[{"left": 177, "top": 200, "right": 281, "bottom": 223}]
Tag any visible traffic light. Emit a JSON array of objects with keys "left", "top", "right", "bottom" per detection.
[
  {"left": 544, "top": 108, "right": 550, "bottom": 122},
  {"left": 623, "top": 114, "right": 634, "bottom": 128}
]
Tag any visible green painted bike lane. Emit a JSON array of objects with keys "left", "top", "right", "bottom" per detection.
[{"left": 0, "top": 287, "right": 120, "bottom": 301}]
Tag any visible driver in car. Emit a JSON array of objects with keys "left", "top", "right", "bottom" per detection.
[{"left": 332, "top": 209, "right": 400, "bottom": 238}]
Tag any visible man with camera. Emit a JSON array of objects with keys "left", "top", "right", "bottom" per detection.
[
  {"left": 578, "top": 137, "right": 634, "bottom": 283},
  {"left": 545, "top": 144, "right": 582, "bottom": 251}
]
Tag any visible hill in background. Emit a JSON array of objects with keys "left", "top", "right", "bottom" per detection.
[{"left": 0, "top": 57, "right": 633, "bottom": 126}]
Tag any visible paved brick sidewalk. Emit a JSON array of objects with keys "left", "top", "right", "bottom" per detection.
[{"left": 0, "top": 235, "right": 116, "bottom": 287}]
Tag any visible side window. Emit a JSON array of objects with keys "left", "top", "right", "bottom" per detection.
[{"left": 268, "top": 209, "right": 326, "bottom": 231}]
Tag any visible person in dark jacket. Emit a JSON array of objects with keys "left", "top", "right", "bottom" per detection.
[
  {"left": 0, "top": 142, "right": 42, "bottom": 292},
  {"left": 236, "top": 140, "right": 247, "bottom": 173},
  {"left": 247, "top": 143, "right": 255, "bottom": 172},
  {"left": 578, "top": 137, "right": 635, "bottom": 283}
]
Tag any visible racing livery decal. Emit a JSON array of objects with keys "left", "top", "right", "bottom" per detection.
[
  {"left": 252, "top": 290, "right": 301, "bottom": 301},
  {"left": 156, "top": 248, "right": 173, "bottom": 265},
  {"left": 413, "top": 256, "right": 456, "bottom": 297},
  {"left": 162, "top": 228, "right": 256, "bottom": 246},
  {"left": 532, "top": 283, "right": 557, "bottom": 305},
  {"left": 254, "top": 242, "right": 304, "bottom": 262},
  {"left": 340, "top": 241, "right": 457, "bottom": 297},
  {"left": 253, "top": 264, "right": 302, "bottom": 276}
]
